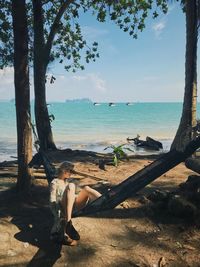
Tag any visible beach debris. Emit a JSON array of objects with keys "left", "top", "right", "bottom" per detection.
[
  {"left": 120, "top": 201, "right": 130, "bottom": 209},
  {"left": 138, "top": 195, "right": 150, "bottom": 204},
  {"left": 7, "top": 249, "right": 17, "bottom": 256},
  {"left": 110, "top": 243, "right": 118, "bottom": 247},
  {"left": 98, "top": 181, "right": 109, "bottom": 185},
  {"left": 127, "top": 134, "right": 163, "bottom": 151},
  {"left": 182, "top": 244, "right": 196, "bottom": 250},
  {"left": 168, "top": 195, "right": 197, "bottom": 219},
  {"left": 157, "top": 237, "right": 170, "bottom": 241},
  {"left": 179, "top": 175, "right": 200, "bottom": 201},
  {"left": 158, "top": 256, "right": 166, "bottom": 267},
  {"left": 175, "top": 241, "right": 183, "bottom": 248},
  {"left": 146, "top": 175, "right": 200, "bottom": 224},
  {"left": 148, "top": 190, "right": 170, "bottom": 202},
  {"left": 23, "top": 242, "right": 29, "bottom": 248},
  {"left": 98, "top": 159, "right": 107, "bottom": 170}
]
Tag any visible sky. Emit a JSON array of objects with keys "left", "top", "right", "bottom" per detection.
[{"left": 0, "top": 3, "right": 199, "bottom": 103}]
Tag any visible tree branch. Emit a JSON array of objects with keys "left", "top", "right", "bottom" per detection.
[
  {"left": 42, "top": 0, "right": 51, "bottom": 5},
  {"left": 44, "top": 0, "right": 75, "bottom": 68}
]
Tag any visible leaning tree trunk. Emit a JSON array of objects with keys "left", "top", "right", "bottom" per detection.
[
  {"left": 12, "top": 0, "right": 32, "bottom": 194},
  {"left": 74, "top": 136, "right": 200, "bottom": 217},
  {"left": 171, "top": 0, "right": 198, "bottom": 150},
  {"left": 33, "top": 0, "right": 56, "bottom": 151}
]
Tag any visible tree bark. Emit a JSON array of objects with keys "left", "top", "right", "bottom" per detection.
[
  {"left": 73, "top": 136, "right": 200, "bottom": 217},
  {"left": 171, "top": 0, "right": 198, "bottom": 150},
  {"left": 33, "top": 0, "right": 56, "bottom": 150},
  {"left": 12, "top": 0, "right": 32, "bottom": 194}
]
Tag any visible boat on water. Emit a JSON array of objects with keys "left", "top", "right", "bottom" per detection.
[
  {"left": 126, "top": 102, "right": 134, "bottom": 106},
  {"left": 109, "top": 102, "right": 116, "bottom": 106},
  {"left": 93, "top": 102, "right": 101, "bottom": 106}
]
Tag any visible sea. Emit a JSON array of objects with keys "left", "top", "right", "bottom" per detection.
[{"left": 1, "top": 101, "right": 200, "bottom": 162}]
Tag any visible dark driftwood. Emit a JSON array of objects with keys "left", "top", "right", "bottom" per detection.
[
  {"left": 73, "top": 137, "right": 200, "bottom": 217},
  {"left": 185, "top": 157, "right": 200, "bottom": 174},
  {"left": 127, "top": 136, "right": 163, "bottom": 150},
  {"left": 146, "top": 136, "right": 163, "bottom": 150}
]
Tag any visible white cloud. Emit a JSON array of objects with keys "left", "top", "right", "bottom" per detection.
[
  {"left": 82, "top": 26, "right": 108, "bottom": 40},
  {"left": 151, "top": 2, "right": 177, "bottom": 39},
  {"left": 72, "top": 73, "right": 106, "bottom": 92},
  {"left": 72, "top": 75, "right": 87, "bottom": 81},
  {"left": 152, "top": 19, "right": 166, "bottom": 38},
  {"left": 87, "top": 73, "right": 106, "bottom": 92}
]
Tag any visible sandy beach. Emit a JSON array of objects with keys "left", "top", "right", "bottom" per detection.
[
  {"left": 0, "top": 149, "right": 200, "bottom": 267},
  {"left": 1, "top": 0, "right": 200, "bottom": 266}
]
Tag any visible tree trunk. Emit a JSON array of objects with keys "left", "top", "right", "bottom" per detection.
[
  {"left": 74, "top": 136, "right": 200, "bottom": 217},
  {"left": 171, "top": 0, "right": 198, "bottom": 150},
  {"left": 12, "top": 0, "right": 32, "bottom": 194},
  {"left": 33, "top": 0, "right": 56, "bottom": 151}
]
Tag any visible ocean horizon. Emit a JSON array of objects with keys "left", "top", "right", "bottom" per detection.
[{"left": 1, "top": 101, "right": 200, "bottom": 162}]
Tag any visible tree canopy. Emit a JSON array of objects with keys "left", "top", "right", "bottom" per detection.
[{"left": 0, "top": 0, "right": 170, "bottom": 72}]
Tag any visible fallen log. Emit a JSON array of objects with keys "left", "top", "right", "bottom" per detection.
[
  {"left": 146, "top": 136, "right": 163, "bottom": 150},
  {"left": 0, "top": 171, "right": 18, "bottom": 178},
  {"left": 127, "top": 135, "right": 163, "bottom": 151},
  {"left": 73, "top": 136, "right": 200, "bottom": 217}
]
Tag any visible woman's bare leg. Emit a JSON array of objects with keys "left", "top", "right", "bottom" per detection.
[
  {"left": 60, "top": 183, "right": 80, "bottom": 242},
  {"left": 61, "top": 183, "right": 76, "bottom": 221},
  {"left": 75, "top": 186, "right": 102, "bottom": 210}
]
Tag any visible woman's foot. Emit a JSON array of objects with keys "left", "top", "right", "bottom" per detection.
[
  {"left": 63, "top": 234, "right": 78, "bottom": 246},
  {"left": 65, "top": 220, "right": 80, "bottom": 240}
]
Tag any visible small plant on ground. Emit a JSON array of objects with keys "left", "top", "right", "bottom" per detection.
[{"left": 104, "top": 144, "right": 134, "bottom": 166}]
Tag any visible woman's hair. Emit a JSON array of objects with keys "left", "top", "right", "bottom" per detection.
[{"left": 57, "top": 161, "right": 74, "bottom": 176}]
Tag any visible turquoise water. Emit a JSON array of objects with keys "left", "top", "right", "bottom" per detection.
[{"left": 0, "top": 101, "right": 199, "bottom": 161}]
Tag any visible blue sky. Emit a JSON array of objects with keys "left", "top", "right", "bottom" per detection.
[{"left": 0, "top": 3, "right": 199, "bottom": 102}]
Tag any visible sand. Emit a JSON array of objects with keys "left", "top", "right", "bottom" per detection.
[{"left": 0, "top": 149, "right": 200, "bottom": 267}]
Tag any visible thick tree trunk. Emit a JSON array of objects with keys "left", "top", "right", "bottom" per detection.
[
  {"left": 171, "top": 0, "right": 198, "bottom": 150},
  {"left": 12, "top": 0, "right": 32, "bottom": 194},
  {"left": 74, "top": 136, "right": 200, "bottom": 217},
  {"left": 33, "top": 0, "right": 56, "bottom": 151}
]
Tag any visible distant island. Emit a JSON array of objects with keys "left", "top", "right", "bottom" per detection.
[{"left": 65, "top": 98, "right": 92, "bottom": 103}]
